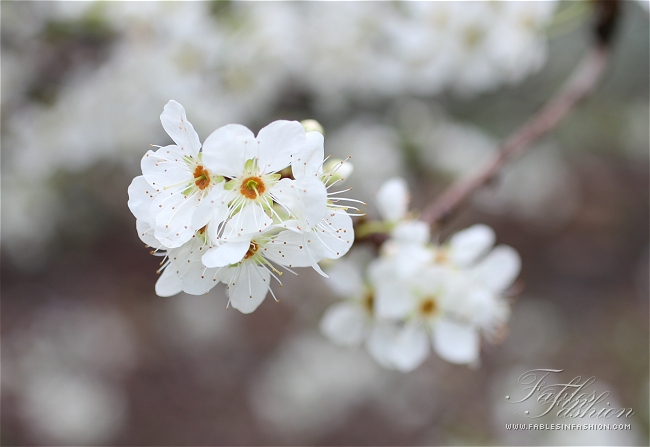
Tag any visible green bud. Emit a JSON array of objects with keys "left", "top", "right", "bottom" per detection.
[
  {"left": 244, "top": 158, "right": 258, "bottom": 173},
  {"left": 301, "top": 119, "right": 324, "bottom": 135},
  {"left": 323, "top": 158, "right": 354, "bottom": 185}
]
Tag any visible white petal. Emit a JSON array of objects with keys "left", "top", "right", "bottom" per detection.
[
  {"left": 202, "top": 240, "right": 251, "bottom": 268},
  {"left": 391, "top": 220, "right": 430, "bottom": 245},
  {"left": 410, "top": 265, "right": 452, "bottom": 296},
  {"left": 221, "top": 203, "right": 273, "bottom": 241},
  {"left": 227, "top": 263, "right": 271, "bottom": 314},
  {"left": 393, "top": 244, "right": 434, "bottom": 278},
  {"left": 292, "top": 131, "right": 324, "bottom": 178},
  {"left": 202, "top": 124, "right": 256, "bottom": 178},
  {"left": 368, "top": 259, "right": 415, "bottom": 319},
  {"left": 319, "top": 302, "right": 367, "bottom": 347},
  {"left": 152, "top": 191, "right": 200, "bottom": 248},
  {"left": 374, "top": 280, "right": 414, "bottom": 319},
  {"left": 448, "top": 224, "right": 495, "bottom": 268},
  {"left": 366, "top": 321, "right": 400, "bottom": 369},
  {"left": 207, "top": 189, "right": 238, "bottom": 242},
  {"left": 470, "top": 245, "right": 521, "bottom": 292},
  {"left": 325, "top": 258, "right": 366, "bottom": 298},
  {"left": 127, "top": 176, "right": 155, "bottom": 221},
  {"left": 376, "top": 177, "right": 409, "bottom": 222},
  {"left": 155, "top": 266, "right": 183, "bottom": 297},
  {"left": 270, "top": 178, "right": 299, "bottom": 213},
  {"left": 270, "top": 178, "right": 316, "bottom": 229},
  {"left": 295, "top": 176, "right": 328, "bottom": 228},
  {"left": 141, "top": 145, "right": 191, "bottom": 190},
  {"left": 462, "top": 287, "right": 510, "bottom": 329},
  {"left": 262, "top": 230, "right": 320, "bottom": 268},
  {"left": 160, "top": 100, "right": 202, "bottom": 157},
  {"left": 432, "top": 319, "right": 480, "bottom": 365},
  {"left": 135, "top": 219, "right": 162, "bottom": 249},
  {"left": 191, "top": 183, "right": 227, "bottom": 231},
  {"left": 182, "top": 263, "right": 225, "bottom": 295},
  {"left": 390, "top": 322, "right": 430, "bottom": 372},
  {"left": 168, "top": 237, "right": 207, "bottom": 278},
  {"left": 256, "top": 120, "right": 306, "bottom": 173},
  {"left": 313, "top": 210, "right": 354, "bottom": 260}
]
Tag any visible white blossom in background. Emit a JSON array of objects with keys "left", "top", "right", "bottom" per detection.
[
  {"left": 2, "top": 1, "right": 560, "bottom": 264},
  {"left": 320, "top": 177, "right": 521, "bottom": 372},
  {"left": 3, "top": 304, "right": 135, "bottom": 444},
  {"left": 3, "top": 1, "right": 561, "bottom": 172},
  {"left": 396, "top": 100, "right": 579, "bottom": 227},
  {"left": 327, "top": 120, "right": 407, "bottom": 201},
  {"left": 3, "top": 0, "right": 560, "bottom": 182},
  {"left": 250, "top": 333, "right": 384, "bottom": 442},
  {"left": 385, "top": 1, "right": 559, "bottom": 96},
  {"left": 128, "top": 101, "right": 356, "bottom": 314},
  {"left": 319, "top": 258, "right": 376, "bottom": 348},
  {"left": 20, "top": 371, "right": 127, "bottom": 445}
]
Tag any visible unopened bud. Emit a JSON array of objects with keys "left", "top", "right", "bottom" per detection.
[
  {"left": 324, "top": 158, "right": 354, "bottom": 184},
  {"left": 301, "top": 119, "right": 324, "bottom": 135}
]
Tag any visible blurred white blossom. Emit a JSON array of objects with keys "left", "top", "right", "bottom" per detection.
[
  {"left": 3, "top": 304, "right": 135, "bottom": 444},
  {"left": 2, "top": 1, "right": 560, "bottom": 261},
  {"left": 250, "top": 332, "right": 384, "bottom": 442},
  {"left": 321, "top": 178, "right": 521, "bottom": 372},
  {"left": 20, "top": 370, "right": 127, "bottom": 445}
]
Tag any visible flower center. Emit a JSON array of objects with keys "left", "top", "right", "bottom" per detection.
[
  {"left": 464, "top": 27, "right": 484, "bottom": 48},
  {"left": 434, "top": 249, "right": 448, "bottom": 264},
  {"left": 419, "top": 298, "right": 438, "bottom": 316},
  {"left": 240, "top": 176, "right": 265, "bottom": 199},
  {"left": 193, "top": 165, "right": 211, "bottom": 190},
  {"left": 363, "top": 292, "right": 374, "bottom": 313},
  {"left": 244, "top": 241, "right": 259, "bottom": 259}
]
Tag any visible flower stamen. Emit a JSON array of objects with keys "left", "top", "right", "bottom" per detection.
[
  {"left": 193, "top": 165, "right": 211, "bottom": 190},
  {"left": 363, "top": 292, "right": 374, "bottom": 313},
  {"left": 244, "top": 241, "right": 259, "bottom": 259},
  {"left": 240, "top": 176, "right": 266, "bottom": 199},
  {"left": 419, "top": 298, "right": 438, "bottom": 317}
]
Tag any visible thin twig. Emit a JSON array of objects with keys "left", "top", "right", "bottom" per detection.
[{"left": 421, "top": 44, "right": 611, "bottom": 227}]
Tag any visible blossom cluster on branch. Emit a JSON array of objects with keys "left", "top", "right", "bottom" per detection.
[
  {"left": 127, "top": 102, "right": 523, "bottom": 370},
  {"left": 128, "top": 101, "right": 356, "bottom": 313},
  {"left": 321, "top": 178, "right": 521, "bottom": 371}
]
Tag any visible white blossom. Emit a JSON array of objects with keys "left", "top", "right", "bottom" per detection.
[
  {"left": 128, "top": 104, "right": 356, "bottom": 314},
  {"left": 320, "top": 178, "right": 521, "bottom": 371},
  {"left": 320, "top": 258, "right": 375, "bottom": 347},
  {"left": 139, "top": 100, "right": 225, "bottom": 248}
]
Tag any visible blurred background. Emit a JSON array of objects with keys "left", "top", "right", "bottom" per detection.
[{"left": 1, "top": 1, "right": 648, "bottom": 445}]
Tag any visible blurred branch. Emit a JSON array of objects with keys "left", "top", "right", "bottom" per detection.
[{"left": 422, "top": 2, "right": 619, "bottom": 227}]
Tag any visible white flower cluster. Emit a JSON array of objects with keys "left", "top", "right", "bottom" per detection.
[
  {"left": 128, "top": 101, "right": 356, "bottom": 313},
  {"left": 2, "top": 1, "right": 559, "bottom": 265},
  {"left": 307, "top": 0, "right": 560, "bottom": 100},
  {"left": 320, "top": 178, "right": 521, "bottom": 372},
  {"left": 387, "top": 1, "right": 560, "bottom": 96}
]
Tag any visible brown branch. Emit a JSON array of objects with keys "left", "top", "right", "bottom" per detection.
[{"left": 421, "top": 43, "right": 611, "bottom": 227}]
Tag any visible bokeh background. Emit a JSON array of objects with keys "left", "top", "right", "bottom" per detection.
[{"left": 1, "top": 1, "right": 648, "bottom": 445}]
